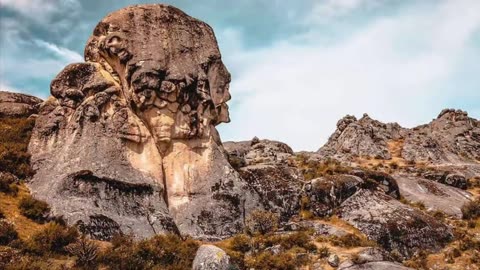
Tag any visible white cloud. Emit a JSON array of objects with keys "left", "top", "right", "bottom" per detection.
[
  {"left": 306, "top": 0, "right": 382, "bottom": 23},
  {"left": 218, "top": 0, "right": 480, "bottom": 151},
  {"left": 0, "top": 0, "right": 80, "bottom": 23},
  {"left": 34, "top": 39, "right": 83, "bottom": 63}
]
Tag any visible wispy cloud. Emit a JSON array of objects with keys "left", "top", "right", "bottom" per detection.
[
  {"left": 0, "top": 0, "right": 80, "bottom": 23},
  {"left": 33, "top": 39, "right": 83, "bottom": 63},
  {"left": 218, "top": 0, "right": 480, "bottom": 151}
]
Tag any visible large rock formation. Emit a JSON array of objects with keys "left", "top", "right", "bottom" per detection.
[
  {"left": 28, "top": 4, "right": 259, "bottom": 240},
  {"left": 318, "top": 110, "right": 480, "bottom": 166},
  {"left": 0, "top": 91, "right": 42, "bottom": 118},
  {"left": 318, "top": 114, "right": 403, "bottom": 160}
]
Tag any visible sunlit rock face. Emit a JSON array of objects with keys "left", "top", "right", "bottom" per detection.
[{"left": 28, "top": 4, "right": 259, "bottom": 240}]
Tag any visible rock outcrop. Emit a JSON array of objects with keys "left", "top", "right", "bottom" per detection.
[
  {"left": 28, "top": 4, "right": 260, "bottom": 240},
  {"left": 318, "top": 114, "right": 403, "bottom": 160},
  {"left": 318, "top": 109, "right": 480, "bottom": 166},
  {"left": 394, "top": 174, "right": 473, "bottom": 218},
  {"left": 224, "top": 138, "right": 303, "bottom": 220},
  {"left": 0, "top": 91, "right": 42, "bottom": 118},
  {"left": 338, "top": 189, "right": 453, "bottom": 258}
]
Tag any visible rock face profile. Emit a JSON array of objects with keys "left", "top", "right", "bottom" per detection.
[
  {"left": 0, "top": 91, "right": 42, "bottom": 118},
  {"left": 28, "top": 4, "right": 258, "bottom": 240}
]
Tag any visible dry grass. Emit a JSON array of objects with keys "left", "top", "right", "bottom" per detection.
[
  {"left": 0, "top": 183, "right": 46, "bottom": 239},
  {"left": 354, "top": 139, "right": 415, "bottom": 172}
]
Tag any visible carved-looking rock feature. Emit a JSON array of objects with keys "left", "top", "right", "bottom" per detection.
[{"left": 29, "top": 4, "right": 258, "bottom": 240}]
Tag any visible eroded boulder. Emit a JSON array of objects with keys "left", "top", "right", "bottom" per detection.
[
  {"left": 28, "top": 4, "right": 259, "bottom": 240},
  {"left": 192, "top": 245, "right": 231, "bottom": 270},
  {"left": 225, "top": 138, "right": 303, "bottom": 221},
  {"left": 0, "top": 91, "right": 42, "bottom": 118},
  {"left": 338, "top": 189, "right": 453, "bottom": 259},
  {"left": 394, "top": 174, "right": 473, "bottom": 218}
]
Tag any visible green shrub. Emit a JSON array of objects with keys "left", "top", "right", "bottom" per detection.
[
  {"left": 26, "top": 222, "right": 79, "bottom": 254},
  {"left": 462, "top": 198, "right": 480, "bottom": 220},
  {"left": 0, "top": 220, "right": 18, "bottom": 245},
  {"left": 18, "top": 195, "right": 50, "bottom": 222},
  {"left": 245, "top": 210, "right": 279, "bottom": 235}
]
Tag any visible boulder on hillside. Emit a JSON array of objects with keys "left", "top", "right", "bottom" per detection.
[
  {"left": 0, "top": 91, "right": 42, "bottom": 118},
  {"left": 338, "top": 189, "right": 453, "bottom": 259},
  {"left": 304, "top": 174, "right": 364, "bottom": 217},
  {"left": 394, "top": 174, "right": 473, "bottom": 218},
  {"left": 192, "top": 245, "right": 231, "bottom": 270}
]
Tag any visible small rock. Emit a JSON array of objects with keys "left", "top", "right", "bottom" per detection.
[
  {"left": 312, "top": 262, "right": 325, "bottom": 270},
  {"left": 328, "top": 254, "right": 340, "bottom": 267},
  {"left": 265, "top": 244, "right": 282, "bottom": 255},
  {"left": 192, "top": 245, "right": 231, "bottom": 270}
]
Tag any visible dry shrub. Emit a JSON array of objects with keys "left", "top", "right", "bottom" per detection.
[
  {"left": 328, "top": 233, "right": 375, "bottom": 248},
  {"left": 26, "top": 222, "right": 79, "bottom": 254},
  {"left": 0, "top": 220, "right": 18, "bottom": 245},
  {"left": 0, "top": 117, "right": 35, "bottom": 178},
  {"left": 18, "top": 195, "right": 50, "bottom": 222},
  {"left": 461, "top": 198, "right": 480, "bottom": 220},
  {"left": 0, "top": 173, "right": 19, "bottom": 195},
  {"left": 66, "top": 236, "right": 99, "bottom": 267},
  {"left": 245, "top": 210, "right": 279, "bottom": 235},
  {"left": 245, "top": 251, "right": 297, "bottom": 270},
  {"left": 296, "top": 156, "right": 352, "bottom": 180},
  {"left": 318, "top": 246, "right": 330, "bottom": 258},
  {"left": 100, "top": 233, "right": 199, "bottom": 270},
  {"left": 230, "top": 234, "right": 251, "bottom": 253}
]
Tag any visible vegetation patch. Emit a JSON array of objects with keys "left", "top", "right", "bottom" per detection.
[{"left": 0, "top": 117, "right": 35, "bottom": 179}]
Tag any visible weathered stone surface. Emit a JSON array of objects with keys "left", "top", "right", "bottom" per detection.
[
  {"left": 421, "top": 169, "right": 469, "bottom": 189},
  {"left": 338, "top": 261, "right": 414, "bottom": 270},
  {"left": 338, "top": 189, "right": 453, "bottom": 259},
  {"left": 28, "top": 4, "right": 260, "bottom": 240},
  {"left": 304, "top": 174, "right": 364, "bottom": 217},
  {"left": 225, "top": 138, "right": 303, "bottom": 221},
  {"left": 350, "top": 169, "right": 400, "bottom": 199},
  {"left": 328, "top": 253, "right": 340, "bottom": 267},
  {"left": 318, "top": 114, "right": 403, "bottom": 160},
  {"left": 192, "top": 245, "right": 231, "bottom": 270},
  {"left": 291, "top": 220, "right": 349, "bottom": 237},
  {"left": 0, "top": 91, "right": 42, "bottom": 118},
  {"left": 394, "top": 174, "right": 473, "bottom": 218},
  {"left": 318, "top": 109, "right": 480, "bottom": 167},
  {"left": 224, "top": 138, "right": 294, "bottom": 167},
  {"left": 338, "top": 247, "right": 395, "bottom": 269},
  {"left": 402, "top": 109, "right": 480, "bottom": 163}
]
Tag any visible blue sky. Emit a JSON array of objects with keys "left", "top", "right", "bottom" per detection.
[{"left": 1, "top": 0, "right": 479, "bottom": 150}]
